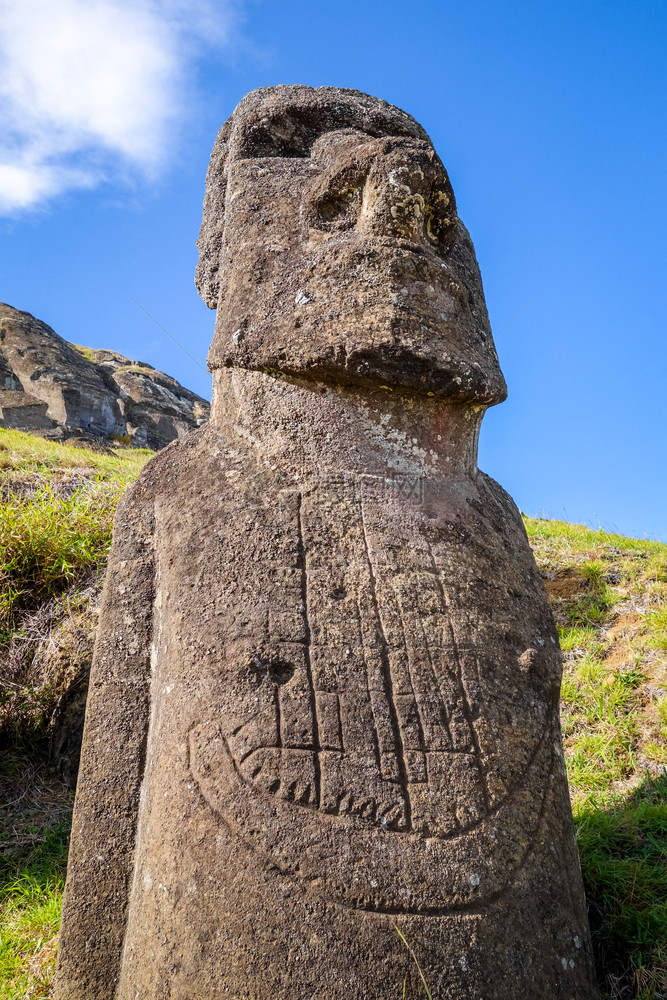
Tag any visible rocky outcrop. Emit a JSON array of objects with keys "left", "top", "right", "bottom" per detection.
[
  {"left": 0, "top": 390, "right": 53, "bottom": 430},
  {"left": 0, "top": 304, "right": 209, "bottom": 449}
]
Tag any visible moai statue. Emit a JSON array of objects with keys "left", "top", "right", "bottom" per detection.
[{"left": 55, "top": 86, "right": 598, "bottom": 1000}]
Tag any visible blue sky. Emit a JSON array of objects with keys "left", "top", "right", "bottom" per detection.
[{"left": 2, "top": 0, "right": 666, "bottom": 540}]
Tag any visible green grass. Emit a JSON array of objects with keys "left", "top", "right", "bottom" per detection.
[
  {"left": 576, "top": 776, "right": 667, "bottom": 1000},
  {"left": 69, "top": 345, "right": 95, "bottom": 364},
  {"left": 0, "top": 427, "right": 151, "bottom": 480},
  {"left": 0, "top": 427, "right": 153, "bottom": 748},
  {"left": 558, "top": 623, "right": 605, "bottom": 655},
  {"left": 0, "top": 824, "right": 69, "bottom": 999},
  {"left": 524, "top": 517, "right": 667, "bottom": 559},
  {"left": 526, "top": 516, "right": 667, "bottom": 999},
  {"left": 0, "top": 429, "right": 152, "bottom": 647},
  {"left": 646, "top": 607, "right": 667, "bottom": 651},
  {"left": 0, "top": 483, "right": 122, "bottom": 644},
  {"left": 0, "top": 430, "right": 153, "bottom": 994}
]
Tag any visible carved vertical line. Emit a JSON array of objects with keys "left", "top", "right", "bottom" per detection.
[
  {"left": 334, "top": 693, "right": 344, "bottom": 752},
  {"left": 423, "top": 647, "right": 455, "bottom": 748},
  {"left": 359, "top": 497, "right": 412, "bottom": 828},
  {"left": 295, "top": 492, "right": 321, "bottom": 808},
  {"left": 425, "top": 539, "right": 490, "bottom": 811},
  {"left": 274, "top": 685, "right": 283, "bottom": 749},
  {"left": 396, "top": 578, "right": 455, "bottom": 749},
  {"left": 354, "top": 595, "right": 383, "bottom": 772},
  {"left": 392, "top": 602, "right": 427, "bottom": 758}
]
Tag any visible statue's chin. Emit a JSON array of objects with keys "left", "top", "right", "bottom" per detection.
[
  {"left": 210, "top": 236, "right": 506, "bottom": 403},
  {"left": 209, "top": 318, "right": 507, "bottom": 404},
  {"left": 268, "top": 346, "right": 505, "bottom": 404}
]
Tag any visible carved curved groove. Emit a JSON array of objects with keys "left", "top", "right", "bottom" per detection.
[{"left": 188, "top": 721, "right": 554, "bottom": 914}]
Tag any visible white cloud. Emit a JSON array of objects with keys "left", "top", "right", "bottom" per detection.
[{"left": 0, "top": 0, "right": 236, "bottom": 214}]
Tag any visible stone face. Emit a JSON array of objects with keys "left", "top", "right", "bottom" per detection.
[
  {"left": 198, "top": 87, "right": 506, "bottom": 405},
  {"left": 0, "top": 304, "right": 209, "bottom": 448},
  {"left": 55, "top": 86, "right": 598, "bottom": 999}
]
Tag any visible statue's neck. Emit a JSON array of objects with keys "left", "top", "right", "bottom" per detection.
[{"left": 210, "top": 369, "right": 483, "bottom": 481}]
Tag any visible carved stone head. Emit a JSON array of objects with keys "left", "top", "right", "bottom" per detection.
[{"left": 196, "top": 85, "right": 506, "bottom": 405}]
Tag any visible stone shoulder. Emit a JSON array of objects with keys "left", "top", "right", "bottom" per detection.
[
  {"left": 115, "top": 424, "right": 235, "bottom": 518},
  {"left": 476, "top": 470, "right": 529, "bottom": 538}
]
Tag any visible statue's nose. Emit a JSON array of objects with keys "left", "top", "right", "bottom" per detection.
[
  {"left": 361, "top": 143, "right": 449, "bottom": 243},
  {"left": 310, "top": 136, "right": 457, "bottom": 252}
]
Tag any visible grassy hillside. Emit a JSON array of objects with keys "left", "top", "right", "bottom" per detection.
[
  {"left": 0, "top": 430, "right": 153, "bottom": 999},
  {"left": 526, "top": 520, "right": 667, "bottom": 999},
  {"left": 0, "top": 430, "right": 152, "bottom": 742},
  {"left": 1, "top": 427, "right": 665, "bottom": 999}
]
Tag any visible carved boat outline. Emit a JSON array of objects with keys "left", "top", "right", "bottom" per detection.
[{"left": 188, "top": 720, "right": 555, "bottom": 914}]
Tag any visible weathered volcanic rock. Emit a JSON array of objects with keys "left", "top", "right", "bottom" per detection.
[
  {"left": 0, "top": 304, "right": 209, "bottom": 449},
  {"left": 0, "top": 389, "right": 54, "bottom": 430},
  {"left": 55, "top": 86, "right": 598, "bottom": 1000}
]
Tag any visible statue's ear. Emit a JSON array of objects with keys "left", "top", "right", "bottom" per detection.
[{"left": 195, "top": 125, "right": 230, "bottom": 309}]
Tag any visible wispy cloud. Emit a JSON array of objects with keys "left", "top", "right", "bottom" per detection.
[{"left": 0, "top": 0, "right": 237, "bottom": 214}]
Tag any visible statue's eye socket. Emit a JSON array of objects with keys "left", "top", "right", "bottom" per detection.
[
  {"left": 311, "top": 165, "right": 367, "bottom": 232},
  {"left": 316, "top": 187, "right": 362, "bottom": 226}
]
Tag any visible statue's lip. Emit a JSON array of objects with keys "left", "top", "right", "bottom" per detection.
[
  {"left": 308, "top": 233, "right": 445, "bottom": 263},
  {"left": 358, "top": 235, "right": 437, "bottom": 257},
  {"left": 393, "top": 237, "right": 428, "bottom": 255}
]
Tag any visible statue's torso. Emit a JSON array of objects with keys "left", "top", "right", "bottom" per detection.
[
  {"left": 67, "top": 428, "right": 595, "bottom": 1000},
  {"left": 129, "top": 431, "right": 562, "bottom": 910}
]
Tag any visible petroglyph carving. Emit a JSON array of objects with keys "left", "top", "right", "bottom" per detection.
[{"left": 55, "top": 87, "right": 599, "bottom": 1000}]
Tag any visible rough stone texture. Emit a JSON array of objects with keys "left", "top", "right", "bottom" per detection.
[
  {"left": 39, "top": 597, "right": 101, "bottom": 788},
  {"left": 0, "top": 389, "right": 54, "bottom": 430},
  {"left": 0, "top": 304, "right": 209, "bottom": 449},
  {"left": 55, "top": 86, "right": 598, "bottom": 999}
]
